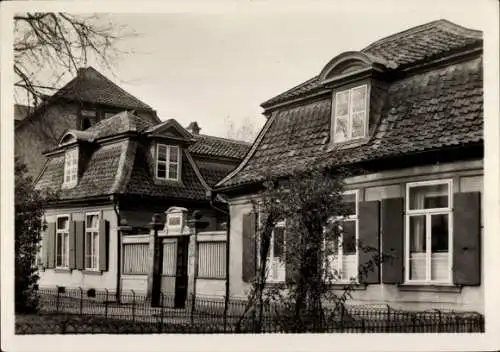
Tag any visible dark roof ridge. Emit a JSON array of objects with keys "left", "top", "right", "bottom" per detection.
[{"left": 362, "top": 19, "right": 482, "bottom": 53}]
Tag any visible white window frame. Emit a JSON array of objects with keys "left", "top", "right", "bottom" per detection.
[
  {"left": 155, "top": 144, "right": 180, "bottom": 181},
  {"left": 63, "top": 148, "right": 79, "bottom": 188},
  {"left": 256, "top": 211, "right": 286, "bottom": 283},
  {"left": 325, "top": 189, "right": 359, "bottom": 283},
  {"left": 332, "top": 84, "right": 369, "bottom": 143},
  {"left": 84, "top": 212, "right": 100, "bottom": 271},
  {"left": 55, "top": 215, "right": 70, "bottom": 269},
  {"left": 404, "top": 179, "right": 453, "bottom": 284}
]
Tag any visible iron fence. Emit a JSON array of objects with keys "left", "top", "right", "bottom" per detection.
[{"left": 15, "top": 287, "right": 485, "bottom": 334}]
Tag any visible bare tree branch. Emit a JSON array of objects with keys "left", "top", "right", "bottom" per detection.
[{"left": 14, "top": 12, "right": 132, "bottom": 107}]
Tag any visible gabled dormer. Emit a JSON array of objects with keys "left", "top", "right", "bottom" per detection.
[
  {"left": 318, "top": 51, "right": 395, "bottom": 147},
  {"left": 144, "top": 119, "right": 197, "bottom": 183}
]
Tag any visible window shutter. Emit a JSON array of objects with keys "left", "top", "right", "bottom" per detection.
[
  {"left": 99, "top": 218, "right": 109, "bottom": 271},
  {"left": 68, "top": 221, "right": 76, "bottom": 269},
  {"left": 46, "top": 222, "right": 56, "bottom": 269},
  {"left": 75, "top": 220, "right": 85, "bottom": 270},
  {"left": 381, "top": 197, "right": 404, "bottom": 284},
  {"left": 453, "top": 192, "right": 481, "bottom": 286},
  {"left": 358, "top": 200, "right": 380, "bottom": 284},
  {"left": 242, "top": 212, "right": 256, "bottom": 283}
]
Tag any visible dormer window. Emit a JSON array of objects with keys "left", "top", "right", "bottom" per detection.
[
  {"left": 63, "top": 148, "right": 79, "bottom": 188},
  {"left": 156, "top": 144, "right": 180, "bottom": 181},
  {"left": 332, "top": 84, "right": 368, "bottom": 143}
]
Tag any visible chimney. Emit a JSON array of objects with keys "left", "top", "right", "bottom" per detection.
[{"left": 186, "top": 121, "right": 201, "bottom": 135}]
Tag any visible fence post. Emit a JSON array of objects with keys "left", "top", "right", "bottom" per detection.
[
  {"left": 79, "top": 287, "right": 83, "bottom": 316},
  {"left": 131, "top": 290, "right": 136, "bottom": 322},
  {"left": 434, "top": 309, "right": 441, "bottom": 332},
  {"left": 159, "top": 293, "right": 164, "bottom": 333},
  {"left": 190, "top": 292, "right": 196, "bottom": 324},
  {"left": 56, "top": 287, "right": 61, "bottom": 313},
  {"left": 105, "top": 288, "right": 109, "bottom": 319},
  {"left": 386, "top": 305, "right": 391, "bottom": 332},
  {"left": 223, "top": 297, "right": 228, "bottom": 333}
]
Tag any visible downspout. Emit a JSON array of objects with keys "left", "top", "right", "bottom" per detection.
[
  {"left": 111, "top": 195, "right": 122, "bottom": 302},
  {"left": 209, "top": 190, "right": 230, "bottom": 328}
]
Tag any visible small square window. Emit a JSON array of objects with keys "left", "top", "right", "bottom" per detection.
[
  {"left": 156, "top": 144, "right": 180, "bottom": 181},
  {"left": 63, "top": 148, "right": 79, "bottom": 188},
  {"left": 333, "top": 84, "right": 368, "bottom": 143}
]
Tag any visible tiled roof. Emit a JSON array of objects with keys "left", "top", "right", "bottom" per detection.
[
  {"left": 36, "top": 112, "right": 249, "bottom": 201},
  {"left": 52, "top": 66, "right": 155, "bottom": 111},
  {"left": 189, "top": 134, "right": 251, "bottom": 160},
  {"left": 217, "top": 56, "right": 483, "bottom": 188},
  {"left": 36, "top": 139, "right": 209, "bottom": 201},
  {"left": 36, "top": 142, "right": 126, "bottom": 200},
  {"left": 84, "top": 110, "right": 156, "bottom": 139},
  {"left": 195, "top": 160, "right": 238, "bottom": 187},
  {"left": 117, "top": 142, "right": 209, "bottom": 200},
  {"left": 261, "top": 20, "right": 482, "bottom": 108}
]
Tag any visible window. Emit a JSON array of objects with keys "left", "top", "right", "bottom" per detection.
[
  {"left": 85, "top": 213, "right": 99, "bottom": 270},
  {"left": 63, "top": 148, "right": 79, "bottom": 187},
  {"left": 325, "top": 190, "right": 359, "bottom": 282},
  {"left": 156, "top": 144, "right": 180, "bottom": 181},
  {"left": 333, "top": 84, "right": 368, "bottom": 143},
  {"left": 257, "top": 216, "right": 286, "bottom": 282},
  {"left": 197, "top": 241, "right": 226, "bottom": 279},
  {"left": 122, "top": 243, "right": 149, "bottom": 274},
  {"left": 55, "top": 216, "right": 70, "bottom": 268},
  {"left": 405, "top": 180, "right": 453, "bottom": 284}
]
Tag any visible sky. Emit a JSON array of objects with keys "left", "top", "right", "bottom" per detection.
[{"left": 14, "top": 0, "right": 495, "bottom": 140}]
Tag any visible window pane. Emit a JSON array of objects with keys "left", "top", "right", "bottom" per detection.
[
  {"left": 63, "top": 234, "right": 68, "bottom": 266},
  {"left": 409, "top": 215, "right": 426, "bottom": 280},
  {"left": 157, "top": 163, "right": 166, "bottom": 178},
  {"left": 342, "top": 254, "right": 357, "bottom": 281},
  {"left": 334, "top": 116, "right": 349, "bottom": 142},
  {"left": 409, "top": 183, "right": 449, "bottom": 210},
  {"left": 57, "top": 217, "right": 68, "bottom": 230},
  {"left": 342, "top": 193, "right": 356, "bottom": 216},
  {"left": 86, "top": 232, "right": 92, "bottom": 256},
  {"left": 351, "top": 86, "right": 367, "bottom": 113},
  {"left": 335, "top": 91, "right": 349, "bottom": 116},
  {"left": 158, "top": 145, "right": 167, "bottom": 162},
  {"left": 431, "top": 214, "right": 449, "bottom": 281},
  {"left": 273, "top": 227, "right": 285, "bottom": 259},
  {"left": 168, "top": 164, "right": 178, "bottom": 180},
  {"left": 169, "top": 147, "right": 179, "bottom": 162},
  {"left": 86, "top": 215, "right": 98, "bottom": 229},
  {"left": 351, "top": 112, "right": 366, "bottom": 138},
  {"left": 56, "top": 234, "right": 62, "bottom": 266},
  {"left": 342, "top": 220, "right": 356, "bottom": 255}
]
